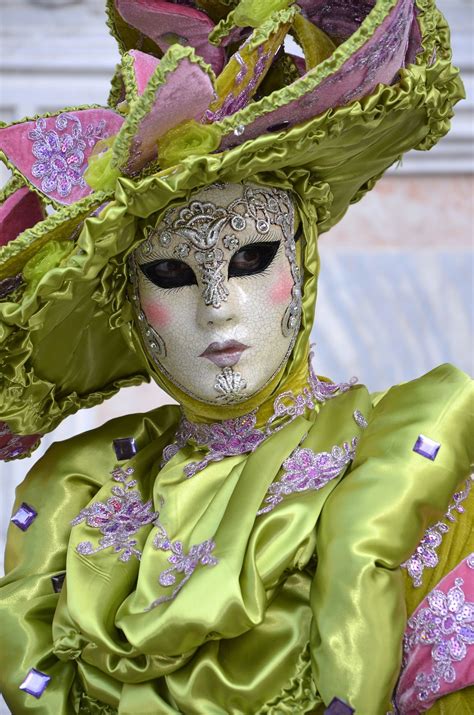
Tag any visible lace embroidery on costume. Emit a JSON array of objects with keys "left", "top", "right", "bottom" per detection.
[
  {"left": 28, "top": 113, "right": 108, "bottom": 199},
  {"left": 402, "top": 554, "right": 474, "bottom": 705},
  {"left": 257, "top": 438, "right": 359, "bottom": 515},
  {"left": 161, "top": 351, "right": 358, "bottom": 477},
  {"left": 72, "top": 466, "right": 158, "bottom": 562},
  {"left": 146, "top": 507, "right": 218, "bottom": 611},
  {"left": 401, "top": 475, "right": 473, "bottom": 587}
]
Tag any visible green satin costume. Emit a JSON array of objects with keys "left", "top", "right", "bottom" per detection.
[
  {"left": 1, "top": 1, "right": 473, "bottom": 713},
  {"left": 1, "top": 361, "right": 473, "bottom": 714}
]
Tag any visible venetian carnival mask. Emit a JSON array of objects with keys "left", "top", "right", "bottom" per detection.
[{"left": 131, "top": 183, "right": 302, "bottom": 405}]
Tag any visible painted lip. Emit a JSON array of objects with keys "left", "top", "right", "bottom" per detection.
[{"left": 199, "top": 340, "right": 249, "bottom": 368}]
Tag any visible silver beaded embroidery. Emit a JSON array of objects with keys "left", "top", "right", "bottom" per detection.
[
  {"left": 129, "top": 258, "right": 167, "bottom": 361},
  {"left": 144, "top": 185, "right": 300, "bottom": 314},
  {"left": 401, "top": 476, "right": 473, "bottom": 588},
  {"left": 214, "top": 366, "right": 247, "bottom": 402}
]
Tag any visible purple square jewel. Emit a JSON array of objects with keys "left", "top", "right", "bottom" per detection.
[
  {"left": 324, "top": 698, "right": 355, "bottom": 715},
  {"left": 11, "top": 503, "right": 38, "bottom": 531},
  {"left": 113, "top": 437, "right": 138, "bottom": 461},
  {"left": 19, "top": 668, "right": 51, "bottom": 698},
  {"left": 51, "top": 572, "right": 66, "bottom": 593},
  {"left": 413, "top": 434, "right": 441, "bottom": 461}
]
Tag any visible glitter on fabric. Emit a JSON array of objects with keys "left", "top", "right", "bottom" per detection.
[
  {"left": 11, "top": 502, "right": 38, "bottom": 531},
  {"left": 161, "top": 351, "right": 357, "bottom": 476},
  {"left": 19, "top": 668, "right": 51, "bottom": 698},
  {"left": 401, "top": 476, "right": 473, "bottom": 587},
  {"left": 146, "top": 517, "right": 218, "bottom": 610},
  {"left": 257, "top": 438, "right": 358, "bottom": 515},
  {"left": 28, "top": 113, "right": 107, "bottom": 199},
  {"left": 413, "top": 434, "right": 441, "bottom": 461},
  {"left": 400, "top": 557, "right": 474, "bottom": 707},
  {"left": 113, "top": 437, "right": 138, "bottom": 461},
  {"left": 71, "top": 466, "right": 158, "bottom": 562}
]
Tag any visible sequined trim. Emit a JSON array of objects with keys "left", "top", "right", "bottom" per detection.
[
  {"left": 163, "top": 410, "right": 264, "bottom": 478},
  {"left": 399, "top": 555, "right": 474, "bottom": 708},
  {"left": 28, "top": 113, "right": 108, "bottom": 199},
  {"left": 71, "top": 466, "right": 158, "bottom": 562},
  {"left": 161, "top": 350, "right": 357, "bottom": 476},
  {"left": 353, "top": 409, "right": 368, "bottom": 429},
  {"left": 401, "top": 476, "right": 473, "bottom": 588},
  {"left": 146, "top": 514, "right": 218, "bottom": 610},
  {"left": 257, "top": 438, "right": 358, "bottom": 515}
]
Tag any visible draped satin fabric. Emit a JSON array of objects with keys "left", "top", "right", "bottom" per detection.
[{"left": 1, "top": 364, "right": 473, "bottom": 714}]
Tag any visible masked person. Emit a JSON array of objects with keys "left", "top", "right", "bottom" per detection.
[{"left": 0, "top": 1, "right": 472, "bottom": 713}]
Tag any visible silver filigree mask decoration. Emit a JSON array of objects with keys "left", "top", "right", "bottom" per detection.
[{"left": 130, "top": 183, "right": 303, "bottom": 405}]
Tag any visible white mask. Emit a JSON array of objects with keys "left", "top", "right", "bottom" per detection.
[{"left": 131, "top": 183, "right": 302, "bottom": 405}]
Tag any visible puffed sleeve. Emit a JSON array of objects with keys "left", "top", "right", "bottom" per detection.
[
  {"left": 0, "top": 409, "right": 170, "bottom": 715},
  {"left": 310, "top": 364, "right": 474, "bottom": 715}
]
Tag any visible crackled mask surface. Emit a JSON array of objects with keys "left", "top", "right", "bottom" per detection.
[{"left": 131, "top": 183, "right": 301, "bottom": 405}]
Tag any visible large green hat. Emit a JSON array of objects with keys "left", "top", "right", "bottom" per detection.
[{"left": 0, "top": 0, "right": 463, "bottom": 460}]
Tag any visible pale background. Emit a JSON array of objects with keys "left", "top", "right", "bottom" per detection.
[{"left": 0, "top": 2, "right": 472, "bottom": 710}]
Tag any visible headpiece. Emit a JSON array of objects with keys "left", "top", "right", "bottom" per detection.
[{"left": 0, "top": 0, "right": 463, "bottom": 460}]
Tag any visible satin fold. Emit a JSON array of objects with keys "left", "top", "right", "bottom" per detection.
[{"left": 1, "top": 367, "right": 472, "bottom": 714}]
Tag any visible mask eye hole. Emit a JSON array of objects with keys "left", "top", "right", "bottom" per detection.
[
  {"left": 139, "top": 259, "right": 197, "bottom": 289},
  {"left": 228, "top": 241, "right": 280, "bottom": 278}
]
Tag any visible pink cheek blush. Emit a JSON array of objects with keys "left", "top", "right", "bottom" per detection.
[
  {"left": 142, "top": 299, "right": 171, "bottom": 328},
  {"left": 269, "top": 272, "right": 294, "bottom": 304}
]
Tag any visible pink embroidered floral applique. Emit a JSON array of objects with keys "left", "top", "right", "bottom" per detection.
[
  {"left": 257, "top": 438, "right": 358, "bottom": 515},
  {"left": 401, "top": 476, "right": 473, "bottom": 587},
  {"left": 146, "top": 516, "right": 218, "bottom": 610},
  {"left": 72, "top": 466, "right": 158, "bottom": 562},
  {"left": 396, "top": 553, "right": 474, "bottom": 713},
  {"left": 28, "top": 113, "right": 107, "bottom": 199}
]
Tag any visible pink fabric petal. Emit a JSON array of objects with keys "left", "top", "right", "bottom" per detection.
[
  {"left": 297, "top": 0, "right": 376, "bottom": 41},
  {"left": 0, "top": 422, "right": 41, "bottom": 461},
  {"left": 122, "top": 58, "right": 215, "bottom": 175},
  {"left": 115, "top": 0, "right": 225, "bottom": 75},
  {"left": 221, "top": 0, "right": 414, "bottom": 148},
  {"left": 0, "top": 109, "right": 124, "bottom": 205},
  {"left": 129, "top": 50, "right": 160, "bottom": 95},
  {"left": 0, "top": 187, "right": 45, "bottom": 247},
  {"left": 396, "top": 555, "right": 474, "bottom": 714}
]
